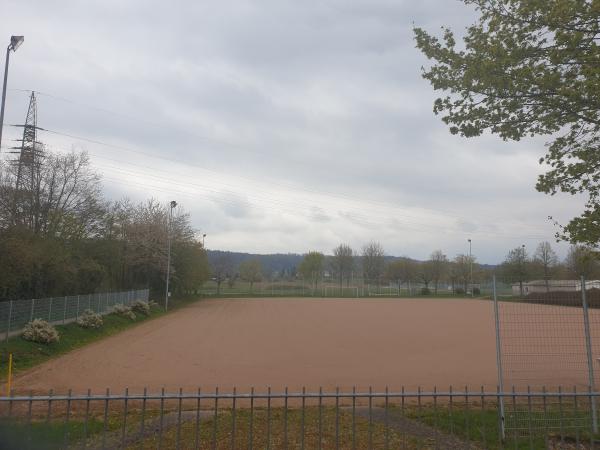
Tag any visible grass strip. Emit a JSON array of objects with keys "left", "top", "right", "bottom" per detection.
[{"left": 0, "top": 296, "right": 201, "bottom": 380}]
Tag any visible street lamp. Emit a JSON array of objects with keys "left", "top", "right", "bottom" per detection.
[
  {"left": 165, "top": 200, "right": 177, "bottom": 311},
  {"left": 520, "top": 244, "right": 526, "bottom": 296},
  {"left": 468, "top": 238, "right": 473, "bottom": 297},
  {"left": 202, "top": 233, "right": 206, "bottom": 248},
  {"left": 0, "top": 36, "right": 24, "bottom": 155}
]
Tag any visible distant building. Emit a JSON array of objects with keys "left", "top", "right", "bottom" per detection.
[{"left": 512, "top": 280, "right": 600, "bottom": 295}]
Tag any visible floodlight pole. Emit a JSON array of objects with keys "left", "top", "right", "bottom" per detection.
[
  {"left": 468, "top": 238, "right": 473, "bottom": 297},
  {"left": 165, "top": 200, "right": 177, "bottom": 311},
  {"left": 0, "top": 36, "right": 24, "bottom": 156}
]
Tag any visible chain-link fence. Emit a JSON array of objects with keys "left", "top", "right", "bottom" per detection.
[
  {"left": 0, "top": 289, "right": 149, "bottom": 341},
  {"left": 199, "top": 278, "right": 510, "bottom": 297},
  {"left": 493, "top": 276, "right": 600, "bottom": 438}
]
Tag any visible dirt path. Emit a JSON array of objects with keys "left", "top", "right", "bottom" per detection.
[{"left": 15, "top": 298, "right": 503, "bottom": 394}]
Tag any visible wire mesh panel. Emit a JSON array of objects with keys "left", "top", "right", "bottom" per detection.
[
  {"left": 0, "top": 289, "right": 149, "bottom": 340},
  {"left": 494, "top": 277, "right": 600, "bottom": 438},
  {"left": 497, "top": 280, "right": 599, "bottom": 389}
]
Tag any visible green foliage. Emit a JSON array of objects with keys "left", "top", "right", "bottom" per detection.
[
  {"left": 331, "top": 243, "right": 354, "bottom": 286},
  {"left": 0, "top": 150, "right": 208, "bottom": 300},
  {"left": 76, "top": 309, "right": 103, "bottom": 329},
  {"left": 239, "top": 259, "right": 263, "bottom": 290},
  {"left": 362, "top": 242, "right": 385, "bottom": 284},
  {"left": 298, "top": 251, "right": 325, "bottom": 287},
  {"left": 565, "top": 244, "right": 600, "bottom": 278},
  {"left": 414, "top": 0, "right": 600, "bottom": 245},
  {"left": 421, "top": 287, "right": 431, "bottom": 295},
  {"left": 501, "top": 246, "right": 530, "bottom": 285},
  {"left": 172, "top": 241, "right": 210, "bottom": 294},
  {"left": 22, "top": 319, "right": 60, "bottom": 344}
]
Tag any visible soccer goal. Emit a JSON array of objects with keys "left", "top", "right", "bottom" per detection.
[{"left": 366, "top": 285, "right": 399, "bottom": 297}]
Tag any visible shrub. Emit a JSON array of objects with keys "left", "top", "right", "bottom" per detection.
[
  {"left": 77, "top": 309, "right": 103, "bottom": 329},
  {"left": 22, "top": 319, "right": 60, "bottom": 344},
  {"left": 148, "top": 300, "right": 159, "bottom": 309},
  {"left": 473, "top": 287, "right": 481, "bottom": 296},
  {"left": 455, "top": 287, "right": 465, "bottom": 295},
  {"left": 132, "top": 300, "right": 150, "bottom": 316},
  {"left": 112, "top": 304, "right": 136, "bottom": 321},
  {"left": 421, "top": 287, "right": 431, "bottom": 295}
]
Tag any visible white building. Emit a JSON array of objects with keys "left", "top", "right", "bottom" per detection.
[{"left": 511, "top": 280, "right": 600, "bottom": 295}]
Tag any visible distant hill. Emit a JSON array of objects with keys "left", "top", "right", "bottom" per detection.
[
  {"left": 206, "top": 250, "right": 497, "bottom": 278},
  {"left": 206, "top": 250, "right": 304, "bottom": 278}
]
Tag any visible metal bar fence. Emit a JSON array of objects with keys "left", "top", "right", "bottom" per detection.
[
  {"left": 0, "top": 289, "right": 149, "bottom": 341},
  {"left": 0, "top": 387, "right": 598, "bottom": 449}
]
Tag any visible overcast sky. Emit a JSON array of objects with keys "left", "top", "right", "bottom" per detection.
[{"left": 0, "top": 0, "right": 583, "bottom": 264}]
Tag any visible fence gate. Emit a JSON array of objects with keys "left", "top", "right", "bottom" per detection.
[{"left": 493, "top": 276, "right": 599, "bottom": 440}]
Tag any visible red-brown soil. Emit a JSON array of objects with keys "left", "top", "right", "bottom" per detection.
[{"left": 10, "top": 298, "right": 540, "bottom": 395}]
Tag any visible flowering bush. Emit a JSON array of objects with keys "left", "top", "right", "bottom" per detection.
[
  {"left": 132, "top": 300, "right": 150, "bottom": 316},
  {"left": 22, "top": 319, "right": 60, "bottom": 344},
  {"left": 77, "top": 309, "right": 103, "bottom": 329},
  {"left": 112, "top": 304, "right": 136, "bottom": 321}
]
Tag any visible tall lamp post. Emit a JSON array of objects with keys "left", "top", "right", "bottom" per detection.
[
  {"left": 165, "top": 200, "right": 177, "bottom": 311},
  {"left": 202, "top": 233, "right": 206, "bottom": 248},
  {"left": 0, "top": 36, "right": 24, "bottom": 155},
  {"left": 468, "top": 238, "right": 473, "bottom": 297},
  {"left": 520, "top": 244, "right": 526, "bottom": 296}
]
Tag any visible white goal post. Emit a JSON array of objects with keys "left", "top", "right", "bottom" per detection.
[{"left": 366, "top": 285, "right": 399, "bottom": 297}]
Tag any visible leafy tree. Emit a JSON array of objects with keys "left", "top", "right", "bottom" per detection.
[
  {"left": 565, "top": 244, "right": 599, "bottom": 279},
  {"left": 361, "top": 242, "right": 385, "bottom": 286},
  {"left": 0, "top": 151, "right": 103, "bottom": 238},
  {"left": 211, "top": 254, "right": 232, "bottom": 295},
  {"left": 331, "top": 244, "right": 354, "bottom": 287},
  {"left": 385, "top": 258, "right": 417, "bottom": 292},
  {"left": 0, "top": 145, "right": 211, "bottom": 300},
  {"left": 533, "top": 241, "right": 558, "bottom": 291},
  {"left": 240, "top": 259, "right": 263, "bottom": 291},
  {"left": 172, "top": 241, "right": 210, "bottom": 295},
  {"left": 453, "top": 254, "right": 476, "bottom": 293},
  {"left": 501, "top": 246, "right": 530, "bottom": 296},
  {"left": 418, "top": 261, "right": 434, "bottom": 290},
  {"left": 414, "top": 0, "right": 600, "bottom": 245},
  {"left": 298, "top": 251, "right": 325, "bottom": 292},
  {"left": 428, "top": 250, "right": 448, "bottom": 294}
]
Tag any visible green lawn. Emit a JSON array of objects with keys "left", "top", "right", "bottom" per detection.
[
  {"left": 0, "top": 406, "right": 424, "bottom": 450},
  {"left": 404, "top": 401, "right": 598, "bottom": 450},
  {"left": 1, "top": 400, "right": 596, "bottom": 449}
]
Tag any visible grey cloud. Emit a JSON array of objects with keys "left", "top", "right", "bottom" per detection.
[{"left": 0, "top": 0, "right": 577, "bottom": 263}]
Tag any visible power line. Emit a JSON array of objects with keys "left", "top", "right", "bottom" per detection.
[
  {"left": 34, "top": 125, "right": 552, "bottom": 235},
  {"left": 98, "top": 163, "right": 549, "bottom": 241},
  {"left": 39, "top": 137, "right": 548, "bottom": 238},
  {"left": 10, "top": 87, "right": 538, "bottom": 225},
  {"left": 4, "top": 90, "right": 557, "bottom": 242}
]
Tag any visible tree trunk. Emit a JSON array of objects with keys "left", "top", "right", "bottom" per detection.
[{"left": 519, "top": 280, "right": 524, "bottom": 297}]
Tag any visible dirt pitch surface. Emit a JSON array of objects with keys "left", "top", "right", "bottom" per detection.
[{"left": 16, "top": 298, "right": 504, "bottom": 394}]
